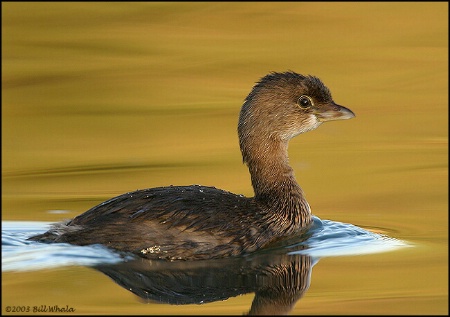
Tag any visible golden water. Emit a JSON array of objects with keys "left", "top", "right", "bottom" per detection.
[{"left": 2, "top": 2, "right": 448, "bottom": 315}]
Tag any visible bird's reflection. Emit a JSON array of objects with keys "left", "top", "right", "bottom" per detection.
[{"left": 93, "top": 236, "right": 316, "bottom": 315}]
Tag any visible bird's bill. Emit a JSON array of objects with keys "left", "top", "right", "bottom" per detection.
[{"left": 314, "top": 103, "right": 355, "bottom": 122}]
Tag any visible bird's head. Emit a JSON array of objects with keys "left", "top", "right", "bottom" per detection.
[
  {"left": 239, "top": 71, "right": 354, "bottom": 140},
  {"left": 238, "top": 71, "right": 355, "bottom": 162}
]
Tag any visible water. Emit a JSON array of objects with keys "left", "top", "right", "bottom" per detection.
[
  {"left": 2, "top": 2, "right": 447, "bottom": 315},
  {"left": 1, "top": 217, "right": 408, "bottom": 273},
  {"left": 2, "top": 222, "right": 127, "bottom": 272},
  {"left": 2, "top": 218, "right": 409, "bottom": 314}
]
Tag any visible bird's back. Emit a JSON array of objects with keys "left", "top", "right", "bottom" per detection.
[{"left": 30, "top": 185, "right": 274, "bottom": 260}]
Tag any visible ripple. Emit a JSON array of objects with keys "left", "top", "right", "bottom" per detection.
[
  {"left": 1, "top": 217, "right": 410, "bottom": 272},
  {"left": 2, "top": 221, "right": 127, "bottom": 272},
  {"left": 287, "top": 217, "right": 410, "bottom": 257}
]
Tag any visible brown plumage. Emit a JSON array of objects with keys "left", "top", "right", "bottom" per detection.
[{"left": 29, "top": 71, "right": 355, "bottom": 260}]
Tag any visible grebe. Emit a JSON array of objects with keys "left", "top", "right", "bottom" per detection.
[{"left": 29, "top": 71, "right": 355, "bottom": 260}]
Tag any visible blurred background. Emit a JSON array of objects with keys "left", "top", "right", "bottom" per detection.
[{"left": 2, "top": 2, "right": 448, "bottom": 315}]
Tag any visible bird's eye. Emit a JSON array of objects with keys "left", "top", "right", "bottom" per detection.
[{"left": 298, "top": 95, "right": 313, "bottom": 109}]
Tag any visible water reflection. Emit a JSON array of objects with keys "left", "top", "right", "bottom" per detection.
[
  {"left": 2, "top": 219, "right": 408, "bottom": 314},
  {"left": 94, "top": 247, "right": 315, "bottom": 315}
]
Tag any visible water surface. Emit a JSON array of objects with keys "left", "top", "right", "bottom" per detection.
[{"left": 2, "top": 218, "right": 409, "bottom": 315}]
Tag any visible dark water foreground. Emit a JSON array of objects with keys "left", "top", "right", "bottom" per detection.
[{"left": 2, "top": 217, "right": 408, "bottom": 314}]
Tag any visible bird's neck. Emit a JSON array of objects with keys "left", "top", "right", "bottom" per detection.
[{"left": 244, "top": 139, "right": 312, "bottom": 230}]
